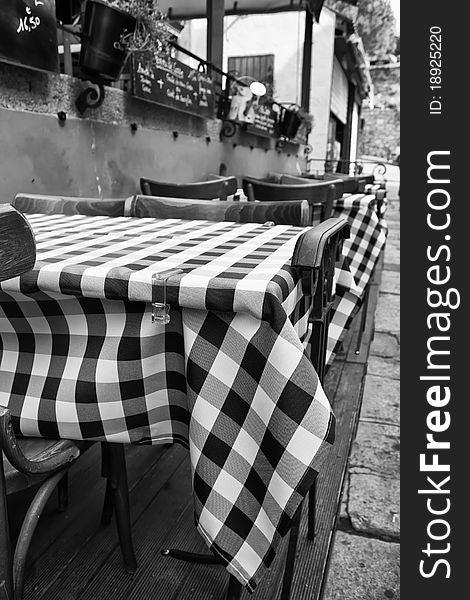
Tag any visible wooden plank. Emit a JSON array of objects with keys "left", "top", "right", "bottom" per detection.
[
  {"left": 67, "top": 457, "right": 193, "bottom": 600},
  {"left": 22, "top": 444, "right": 167, "bottom": 568},
  {"left": 12, "top": 194, "right": 126, "bottom": 217},
  {"left": 24, "top": 444, "right": 184, "bottom": 599}
]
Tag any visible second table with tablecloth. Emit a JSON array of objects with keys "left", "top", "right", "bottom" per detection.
[{"left": 321, "top": 193, "right": 387, "bottom": 362}]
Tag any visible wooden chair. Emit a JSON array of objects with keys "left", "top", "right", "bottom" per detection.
[
  {"left": 140, "top": 176, "right": 239, "bottom": 201},
  {"left": 12, "top": 194, "right": 126, "bottom": 217},
  {"left": 241, "top": 176, "right": 342, "bottom": 221},
  {"left": 269, "top": 172, "right": 345, "bottom": 193},
  {"left": 0, "top": 205, "right": 136, "bottom": 600},
  {"left": 0, "top": 205, "right": 82, "bottom": 600},
  {"left": 125, "top": 195, "right": 311, "bottom": 226},
  {"left": 302, "top": 171, "right": 374, "bottom": 194},
  {"left": 266, "top": 174, "right": 387, "bottom": 353}
]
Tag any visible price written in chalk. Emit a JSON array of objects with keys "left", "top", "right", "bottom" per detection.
[
  {"left": 1, "top": 0, "right": 58, "bottom": 71},
  {"left": 17, "top": 1, "right": 44, "bottom": 34}
]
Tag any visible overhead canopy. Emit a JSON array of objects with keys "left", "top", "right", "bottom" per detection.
[{"left": 159, "top": 1, "right": 357, "bottom": 20}]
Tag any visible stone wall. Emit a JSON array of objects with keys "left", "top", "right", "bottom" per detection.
[
  {"left": 0, "top": 61, "right": 304, "bottom": 201},
  {"left": 359, "top": 106, "right": 400, "bottom": 162},
  {"left": 359, "top": 64, "right": 400, "bottom": 161}
]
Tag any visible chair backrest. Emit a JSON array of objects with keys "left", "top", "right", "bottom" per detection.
[
  {"left": 0, "top": 204, "right": 36, "bottom": 283},
  {"left": 241, "top": 176, "right": 342, "bottom": 221},
  {"left": 12, "top": 194, "right": 126, "bottom": 217},
  {"left": 291, "top": 216, "right": 349, "bottom": 381},
  {"left": 125, "top": 195, "right": 311, "bottom": 227},
  {"left": 323, "top": 172, "right": 365, "bottom": 193},
  {"left": 303, "top": 172, "right": 375, "bottom": 194},
  {"left": 140, "top": 176, "right": 239, "bottom": 201},
  {"left": 277, "top": 174, "right": 345, "bottom": 198}
]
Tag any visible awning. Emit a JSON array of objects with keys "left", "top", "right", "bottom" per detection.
[{"left": 159, "top": 1, "right": 357, "bottom": 20}]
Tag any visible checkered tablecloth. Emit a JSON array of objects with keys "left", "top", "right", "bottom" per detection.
[
  {"left": 0, "top": 214, "right": 347, "bottom": 590},
  {"left": 325, "top": 193, "right": 388, "bottom": 362}
]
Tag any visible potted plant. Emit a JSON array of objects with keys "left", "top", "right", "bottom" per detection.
[
  {"left": 279, "top": 104, "right": 314, "bottom": 139},
  {"left": 79, "top": 0, "right": 171, "bottom": 82}
]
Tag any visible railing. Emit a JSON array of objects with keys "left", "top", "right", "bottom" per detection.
[{"left": 306, "top": 156, "right": 400, "bottom": 180}]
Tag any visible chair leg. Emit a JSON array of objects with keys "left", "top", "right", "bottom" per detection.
[
  {"left": 226, "top": 575, "right": 243, "bottom": 600},
  {"left": 106, "top": 444, "right": 137, "bottom": 574},
  {"left": 13, "top": 471, "right": 65, "bottom": 600},
  {"left": 101, "top": 478, "right": 114, "bottom": 526},
  {"left": 0, "top": 460, "right": 13, "bottom": 600},
  {"left": 307, "top": 477, "right": 317, "bottom": 540},
  {"left": 100, "top": 443, "right": 113, "bottom": 525},
  {"left": 57, "top": 472, "right": 69, "bottom": 512},
  {"left": 280, "top": 504, "right": 302, "bottom": 600},
  {"left": 354, "top": 285, "right": 370, "bottom": 355}
]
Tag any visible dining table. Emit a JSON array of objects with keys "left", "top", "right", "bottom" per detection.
[
  {"left": 318, "top": 192, "right": 388, "bottom": 363},
  {"left": 0, "top": 212, "right": 352, "bottom": 592}
]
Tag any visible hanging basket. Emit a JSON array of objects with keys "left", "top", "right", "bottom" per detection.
[
  {"left": 79, "top": 1, "right": 136, "bottom": 82},
  {"left": 279, "top": 107, "right": 302, "bottom": 139}
]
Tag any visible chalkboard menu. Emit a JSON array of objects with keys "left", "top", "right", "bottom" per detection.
[
  {"left": 249, "top": 101, "right": 280, "bottom": 137},
  {"left": 0, "top": 0, "right": 58, "bottom": 73},
  {"left": 132, "top": 52, "right": 215, "bottom": 118}
]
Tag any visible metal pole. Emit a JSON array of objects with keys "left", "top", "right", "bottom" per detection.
[
  {"left": 301, "top": 8, "right": 314, "bottom": 111},
  {"left": 207, "top": 0, "right": 225, "bottom": 89}
]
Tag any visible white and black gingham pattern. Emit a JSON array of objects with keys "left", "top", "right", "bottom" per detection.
[
  {"left": 325, "top": 193, "right": 387, "bottom": 362},
  {"left": 332, "top": 194, "right": 386, "bottom": 295},
  {"left": 0, "top": 214, "right": 342, "bottom": 590}
]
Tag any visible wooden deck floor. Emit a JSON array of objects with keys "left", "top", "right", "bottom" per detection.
[{"left": 8, "top": 267, "right": 381, "bottom": 600}]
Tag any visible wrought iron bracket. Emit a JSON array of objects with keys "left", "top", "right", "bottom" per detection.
[
  {"left": 220, "top": 119, "right": 241, "bottom": 139},
  {"left": 75, "top": 81, "right": 106, "bottom": 117}
]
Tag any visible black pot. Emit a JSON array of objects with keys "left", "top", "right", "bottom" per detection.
[
  {"left": 279, "top": 109, "right": 302, "bottom": 139},
  {"left": 79, "top": 1, "right": 136, "bottom": 82}
]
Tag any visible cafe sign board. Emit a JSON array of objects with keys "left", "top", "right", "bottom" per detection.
[
  {"left": 0, "top": 0, "right": 58, "bottom": 73},
  {"left": 131, "top": 52, "right": 215, "bottom": 119},
  {"left": 247, "top": 101, "right": 280, "bottom": 137},
  {"left": 226, "top": 80, "right": 280, "bottom": 138}
]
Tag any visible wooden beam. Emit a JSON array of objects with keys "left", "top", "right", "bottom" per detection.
[
  {"left": 206, "top": 0, "right": 225, "bottom": 87},
  {"left": 339, "top": 82, "right": 356, "bottom": 173},
  {"left": 62, "top": 32, "right": 74, "bottom": 77},
  {"left": 301, "top": 8, "right": 314, "bottom": 111}
]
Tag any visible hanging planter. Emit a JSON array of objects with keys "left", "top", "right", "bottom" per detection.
[
  {"left": 279, "top": 108, "right": 302, "bottom": 139},
  {"left": 278, "top": 104, "right": 314, "bottom": 140},
  {"left": 79, "top": 1, "right": 137, "bottom": 82},
  {"left": 79, "top": 0, "right": 172, "bottom": 83}
]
